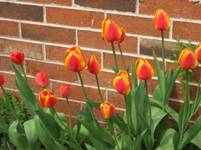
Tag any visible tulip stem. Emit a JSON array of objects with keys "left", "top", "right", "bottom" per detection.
[
  {"left": 0, "top": 86, "right": 6, "bottom": 95},
  {"left": 161, "top": 30, "right": 165, "bottom": 70},
  {"left": 118, "top": 43, "right": 129, "bottom": 72},
  {"left": 111, "top": 42, "right": 119, "bottom": 72},
  {"left": 145, "top": 81, "right": 152, "bottom": 126},
  {"left": 77, "top": 72, "right": 88, "bottom": 100},
  {"left": 20, "top": 63, "right": 28, "bottom": 81},
  {"left": 95, "top": 74, "right": 104, "bottom": 102},
  {"left": 66, "top": 97, "right": 73, "bottom": 129},
  {"left": 108, "top": 120, "right": 120, "bottom": 150}
]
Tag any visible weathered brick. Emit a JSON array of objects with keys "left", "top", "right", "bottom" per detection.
[
  {"left": 0, "top": 56, "right": 12, "bottom": 72},
  {"left": 21, "top": 23, "right": 75, "bottom": 44},
  {"left": 75, "top": 0, "right": 136, "bottom": 12},
  {"left": 107, "top": 90, "right": 125, "bottom": 108},
  {"left": 0, "top": 2, "right": 43, "bottom": 21},
  {"left": 45, "top": 45, "right": 101, "bottom": 63},
  {"left": 0, "top": 20, "right": 19, "bottom": 37},
  {"left": 173, "top": 21, "right": 201, "bottom": 42},
  {"left": 140, "top": 38, "right": 176, "bottom": 58},
  {"left": 140, "top": 0, "right": 201, "bottom": 20},
  {"left": 107, "top": 14, "right": 169, "bottom": 37},
  {"left": 0, "top": 38, "right": 43, "bottom": 60},
  {"left": 26, "top": 60, "right": 77, "bottom": 82},
  {"left": 18, "top": 0, "right": 72, "bottom": 5},
  {"left": 47, "top": 7, "right": 104, "bottom": 28},
  {"left": 78, "top": 30, "right": 137, "bottom": 53}
]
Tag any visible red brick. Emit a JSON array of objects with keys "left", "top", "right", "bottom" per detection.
[
  {"left": 0, "top": 56, "right": 12, "bottom": 71},
  {"left": 19, "top": 0, "right": 71, "bottom": 5},
  {"left": 54, "top": 99, "right": 81, "bottom": 116},
  {"left": 46, "top": 45, "right": 101, "bottom": 63},
  {"left": 0, "top": 2, "right": 43, "bottom": 21},
  {"left": 107, "top": 14, "right": 169, "bottom": 37},
  {"left": 21, "top": 23, "right": 75, "bottom": 44},
  {"left": 52, "top": 81, "right": 106, "bottom": 102},
  {"left": 75, "top": 0, "right": 136, "bottom": 12},
  {"left": 47, "top": 7, "right": 104, "bottom": 28},
  {"left": 140, "top": 0, "right": 201, "bottom": 20},
  {"left": 26, "top": 60, "right": 77, "bottom": 82},
  {"left": 78, "top": 30, "right": 137, "bottom": 53},
  {"left": 0, "top": 20, "right": 19, "bottom": 37},
  {"left": 173, "top": 21, "right": 201, "bottom": 42},
  {"left": 0, "top": 38, "right": 43, "bottom": 60},
  {"left": 107, "top": 91, "right": 125, "bottom": 108},
  {"left": 0, "top": 72, "right": 16, "bottom": 89}
]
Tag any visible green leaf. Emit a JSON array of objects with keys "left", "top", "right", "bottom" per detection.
[
  {"left": 24, "top": 119, "right": 40, "bottom": 149},
  {"left": 112, "top": 114, "right": 129, "bottom": 134},
  {"left": 191, "top": 131, "right": 201, "bottom": 149},
  {"left": 156, "top": 128, "right": 176, "bottom": 150},
  {"left": 12, "top": 64, "right": 38, "bottom": 111},
  {"left": 0, "top": 122, "right": 8, "bottom": 134},
  {"left": 85, "top": 144, "right": 96, "bottom": 150},
  {"left": 8, "top": 120, "right": 30, "bottom": 150}
]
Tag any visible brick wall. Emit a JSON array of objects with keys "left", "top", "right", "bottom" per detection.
[{"left": 1, "top": 0, "right": 201, "bottom": 120}]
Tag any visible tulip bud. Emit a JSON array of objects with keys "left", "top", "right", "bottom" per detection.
[
  {"left": 38, "top": 89, "right": 57, "bottom": 108},
  {"left": 60, "top": 84, "right": 70, "bottom": 98},
  {"left": 195, "top": 44, "right": 201, "bottom": 62},
  {"left": 135, "top": 58, "right": 154, "bottom": 80},
  {"left": 87, "top": 55, "right": 100, "bottom": 74},
  {"left": 101, "top": 18, "right": 121, "bottom": 43},
  {"left": 10, "top": 51, "right": 25, "bottom": 65},
  {"left": 64, "top": 47, "right": 85, "bottom": 72},
  {"left": 35, "top": 71, "right": 48, "bottom": 87},
  {"left": 100, "top": 102, "right": 115, "bottom": 120},
  {"left": 178, "top": 48, "right": 197, "bottom": 70},
  {"left": 0, "top": 74, "right": 5, "bottom": 86},
  {"left": 118, "top": 28, "right": 126, "bottom": 43},
  {"left": 113, "top": 71, "right": 131, "bottom": 95},
  {"left": 154, "top": 9, "right": 170, "bottom": 31}
]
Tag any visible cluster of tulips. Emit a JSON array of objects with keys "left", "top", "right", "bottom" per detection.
[{"left": 1, "top": 8, "right": 201, "bottom": 150}]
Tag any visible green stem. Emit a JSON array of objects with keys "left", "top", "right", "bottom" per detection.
[
  {"left": 161, "top": 30, "right": 165, "bottom": 70},
  {"left": 50, "top": 108, "right": 66, "bottom": 130},
  {"left": 108, "top": 120, "right": 120, "bottom": 150},
  {"left": 118, "top": 43, "right": 129, "bottom": 73},
  {"left": 20, "top": 64, "right": 28, "bottom": 81},
  {"left": 0, "top": 86, "right": 6, "bottom": 95},
  {"left": 77, "top": 72, "right": 88, "bottom": 99},
  {"left": 145, "top": 80, "right": 152, "bottom": 126},
  {"left": 66, "top": 97, "right": 73, "bottom": 129},
  {"left": 95, "top": 74, "right": 104, "bottom": 102},
  {"left": 111, "top": 42, "right": 119, "bottom": 72}
]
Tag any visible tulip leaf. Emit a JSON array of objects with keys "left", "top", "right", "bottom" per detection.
[
  {"left": 112, "top": 114, "right": 129, "bottom": 134},
  {"left": 156, "top": 128, "right": 176, "bottom": 150},
  {"left": 12, "top": 64, "right": 38, "bottom": 111},
  {"left": 191, "top": 131, "right": 201, "bottom": 149}
]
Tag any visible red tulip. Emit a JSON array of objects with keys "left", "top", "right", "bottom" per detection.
[
  {"left": 100, "top": 102, "right": 115, "bottom": 119},
  {"left": 195, "top": 44, "right": 201, "bottom": 62},
  {"left": 118, "top": 28, "right": 126, "bottom": 43},
  {"left": 35, "top": 71, "right": 48, "bottom": 87},
  {"left": 60, "top": 84, "right": 70, "bottom": 98},
  {"left": 38, "top": 89, "right": 57, "bottom": 108},
  {"left": 87, "top": 55, "right": 101, "bottom": 74},
  {"left": 10, "top": 51, "right": 25, "bottom": 65},
  {"left": 0, "top": 74, "right": 5, "bottom": 86},
  {"left": 154, "top": 9, "right": 170, "bottom": 31}
]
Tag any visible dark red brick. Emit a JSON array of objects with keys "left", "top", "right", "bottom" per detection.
[{"left": 0, "top": 20, "right": 19, "bottom": 37}]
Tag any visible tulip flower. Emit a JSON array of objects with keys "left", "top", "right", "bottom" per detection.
[
  {"left": 178, "top": 48, "right": 197, "bottom": 70},
  {"left": 38, "top": 89, "right": 57, "bottom": 108},
  {"left": 60, "top": 84, "right": 70, "bottom": 98},
  {"left": 101, "top": 18, "right": 121, "bottom": 43},
  {"left": 100, "top": 102, "right": 115, "bottom": 119},
  {"left": 154, "top": 9, "right": 170, "bottom": 31},
  {"left": 118, "top": 28, "right": 126, "bottom": 43},
  {"left": 10, "top": 51, "right": 25, "bottom": 65},
  {"left": 135, "top": 58, "right": 154, "bottom": 80},
  {"left": 87, "top": 55, "right": 100, "bottom": 75},
  {"left": 64, "top": 47, "right": 85, "bottom": 72},
  {"left": 35, "top": 71, "right": 48, "bottom": 87},
  {"left": 195, "top": 44, "right": 201, "bottom": 62},
  {"left": 113, "top": 71, "right": 131, "bottom": 95},
  {"left": 0, "top": 74, "right": 5, "bottom": 86}
]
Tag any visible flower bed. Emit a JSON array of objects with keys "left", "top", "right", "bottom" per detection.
[{"left": 0, "top": 9, "right": 201, "bottom": 150}]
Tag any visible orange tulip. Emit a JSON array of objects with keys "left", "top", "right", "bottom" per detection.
[
  {"left": 64, "top": 47, "right": 85, "bottom": 72},
  {"left": 178, "top": 48, "right": 197, "bottom": 70},
  {"left": 195, "top": 44, "right": 201, "bottom": 62},
  {"left": 118, "top": 28, "right": 126, "bottom": 43},
  {"left": 38, "top": 89, "right": 57, "bottom": 108},
  {"left": 100, "top": 102, "right": 115, "bottom": 119},
  {"left": 113, "top": 71, "right": 131, "bottom": 95},
  {"left": 154, "top": 9, "right": 170, "bottom": 31},
  {"left": 135, "top": 58, "right": 154, "bottom": 80},
  {"left": 87, "top": 55, "right": 100, "bottom": 74},
  {"left": 101, "top": 18, "right": 121, "bottom": 43}
]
